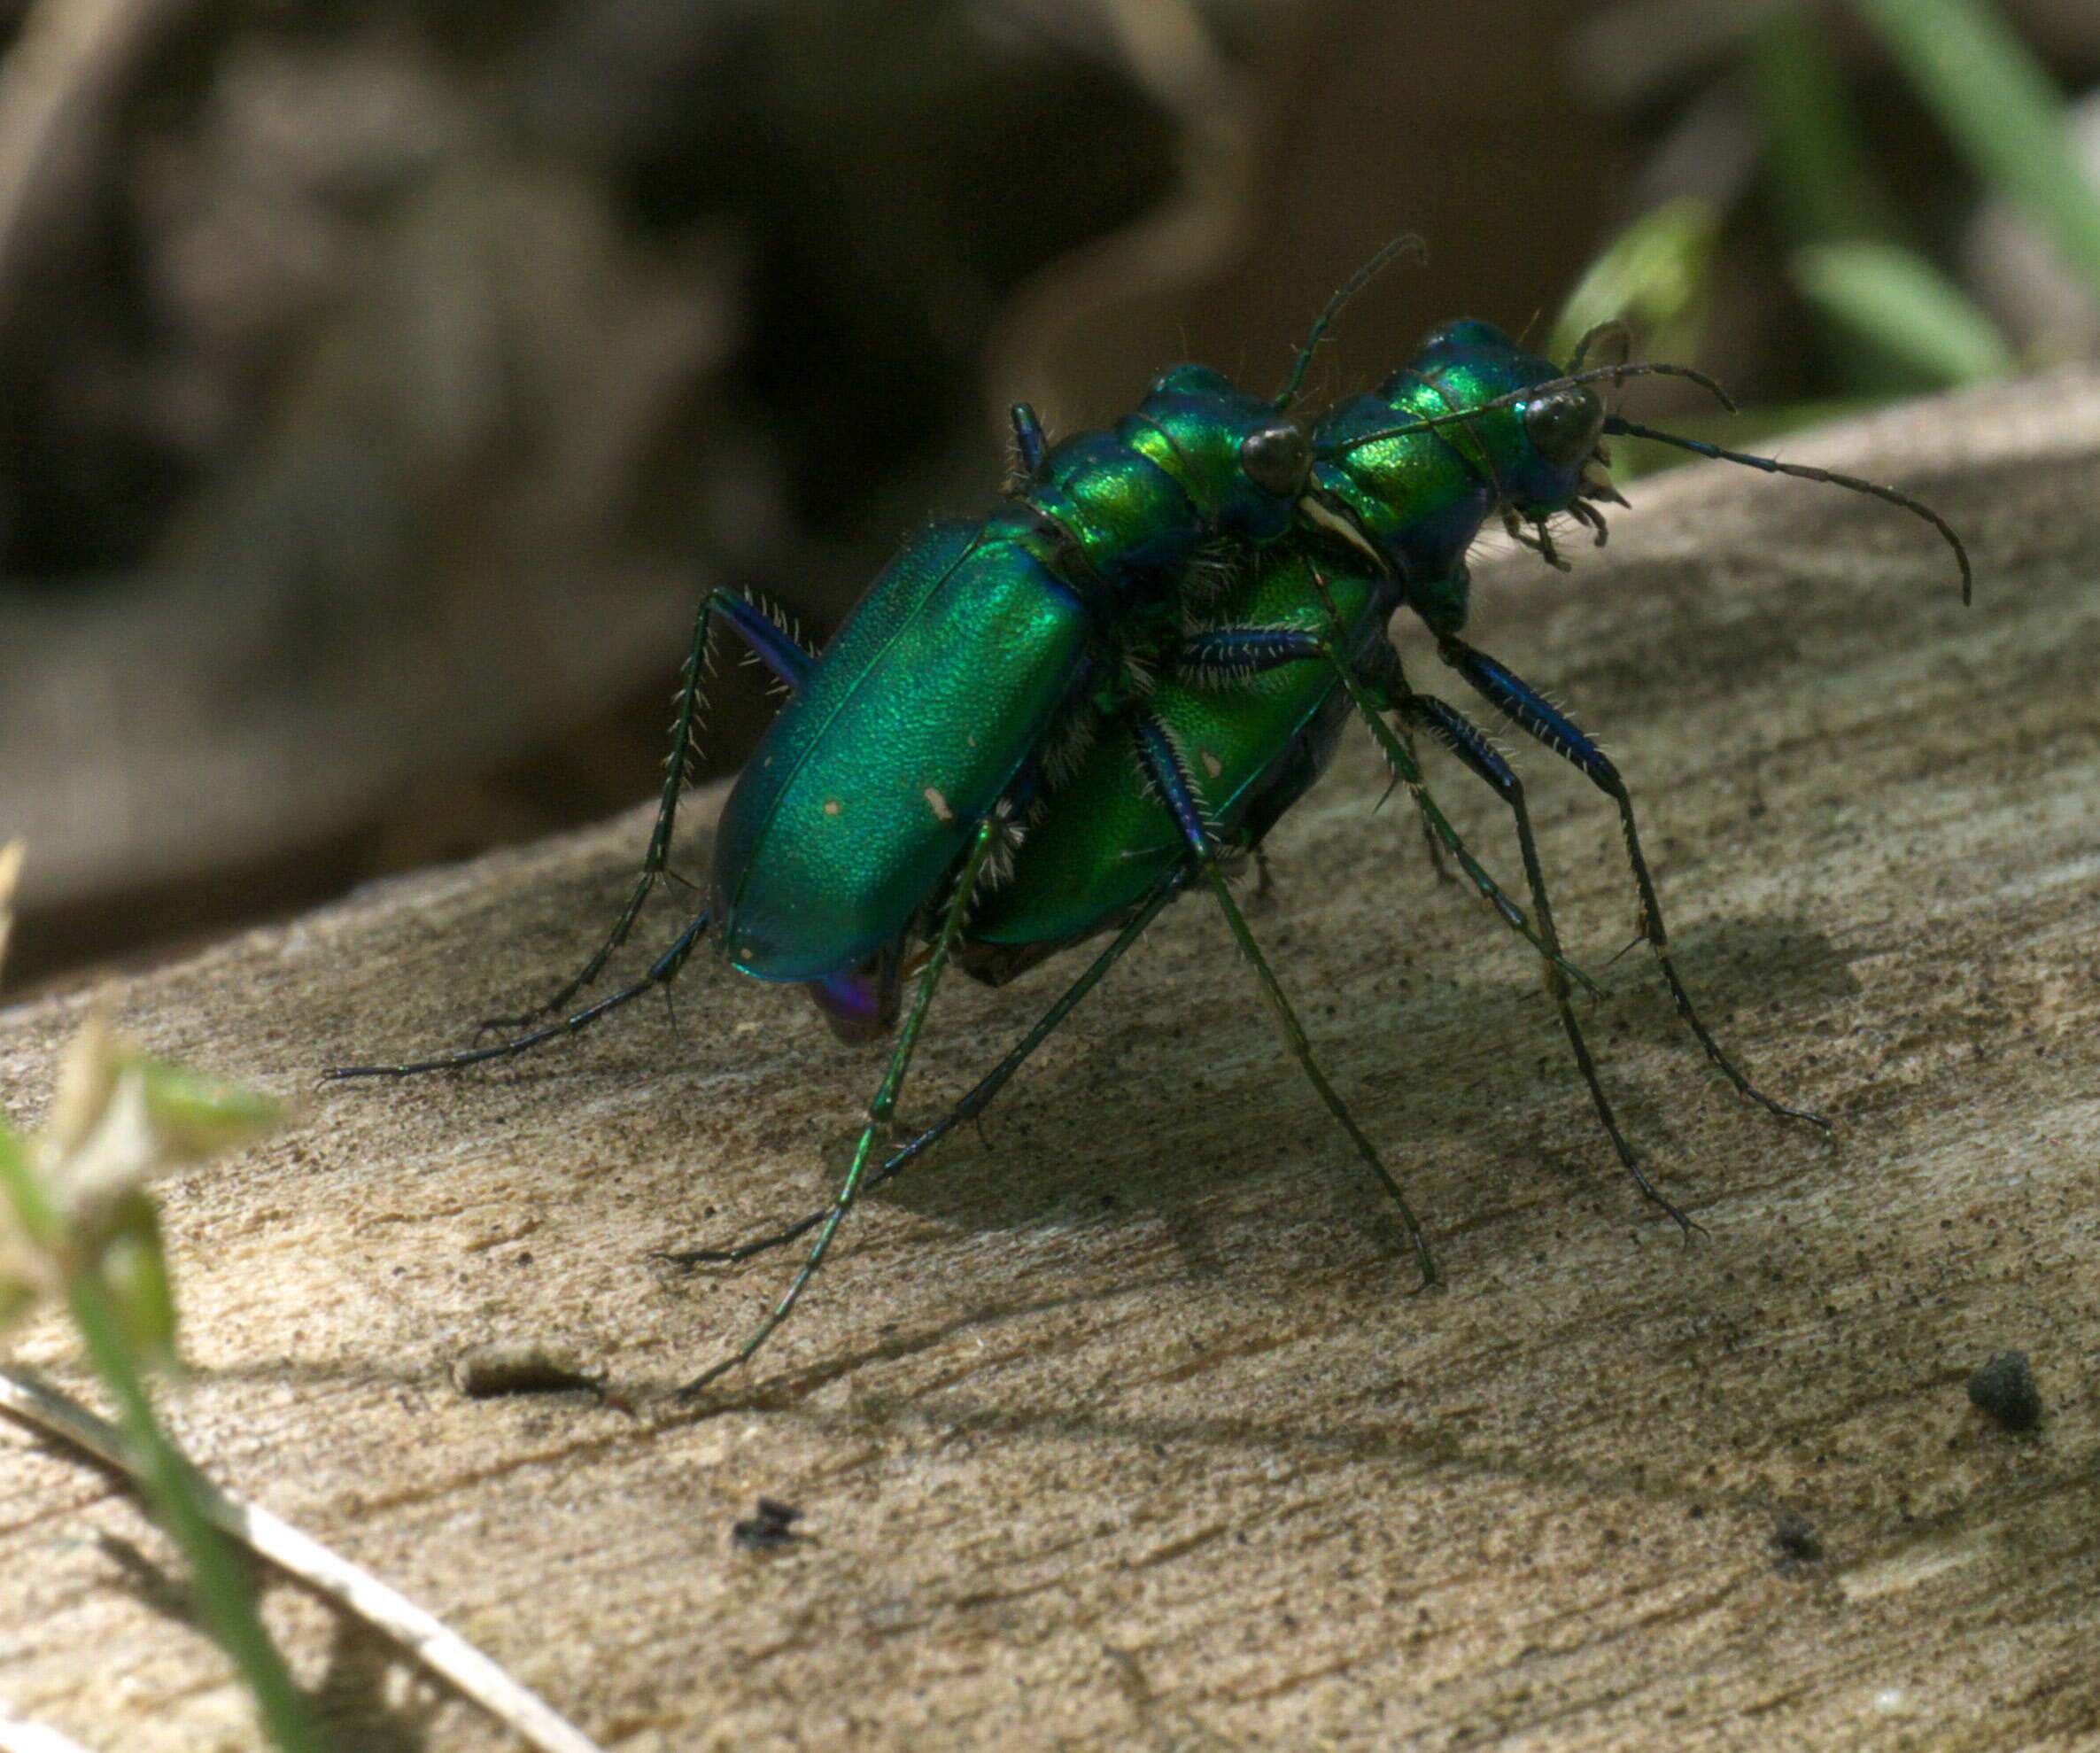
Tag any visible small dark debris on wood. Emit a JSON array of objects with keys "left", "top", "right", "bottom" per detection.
[
  {"left": 450, "top": 1342, "right": 604, "bottom": 1399},
  {"left": 1769, "top": 1509, "right": 1823, "bottom": 1567},
  {"left": 1968, "top": 1350, "right": 2042, "bottom": 1433},
  {"left": 731, "top": 1498, "right": 803, "bottom": 1552}
]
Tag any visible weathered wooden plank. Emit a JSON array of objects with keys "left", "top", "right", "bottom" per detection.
[{"left": 4, "top": 373, "right": 2097, "bottom": 1750}]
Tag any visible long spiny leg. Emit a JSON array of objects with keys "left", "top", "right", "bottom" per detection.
[
  {"left": 1402, "top": 689, "right": 1697, "bottom": 1231},
  {"left": 1132, "top": 710, "right": 1440, "bottom": 1287},
  {"left": 1440, "top": 635, "right": 1825, "bottom": 1130},
  {"left": 481, "top": 589, "right": 810, "bottom": 1034},
  {"left": 325, "top": 910, "right": 711, "bottom": 1080},
  {"left": 1310, "top": 640, "right": 1602, "bottom": 1002},
  {"left": 1379, "top": 710, "right": 1452, "bottom": 885},
  {"left": 665, "top": 887, "right": 1178, "bottom": 1267},
  {"left": 679, "top": 817, "right": 1004, "bottom": 1397}
]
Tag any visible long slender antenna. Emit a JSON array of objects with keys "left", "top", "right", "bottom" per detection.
[
  {"left": 1605, "top": 416, "right": 1972, "bottom": 603},
  {"left": 1275, "top": 234, "right": 1427, "bottom": 410},
  {"left": 1323, "top": 360, "right": 1736, "bottom": 456},
  {"left": 1568, "top": 319, "right": 1631, "bottom": 373}
]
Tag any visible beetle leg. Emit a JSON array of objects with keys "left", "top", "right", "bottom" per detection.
[
  {"left": 680, "top": 816, "right": 1005, "bottom": 1397},
  {"left": 1176, "top": 623, "right": 1585, "bottom": 987},
  {"left": 1403, "top": 690, "right": 1697, "bottom": 1233},
  {"left": 1358, "top": 628, "right": 1462, "bottom": 888},
  {"left": 715, "top": 589, "right": 815, "bottom": 692},
  {"left": 477, "top": 588, "right": 814, "bottom": 1037},
  {"left": 1391, "top": 710, "right": 1454, "bottom": 886},
  {"left": 1250, "top": 843, "right": 1278, "bottom": 908},
  {"left": 1135, "top": 710, "right": 1441, "bottom": 1289},
  {"left": 663, "top": 885, "right": 1179, "bottom": 1268},
  {"left": 1315, "top": 638, "right": 1600, "bottom": 999},
  {"left": 1007, "top": 402, "right": 1049, "bottom": 483},
  {"left": 324, "top": 908, "right": 711, "bottom": 1080},
  {"left": 1440, "top": 635, "right": 1827, "bottom": 1131}
]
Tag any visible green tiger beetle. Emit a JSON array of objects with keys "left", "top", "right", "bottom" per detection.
[
  {"left": 332, "top": 268, "right": 1968, "bottom": 1395},
  {"left": 660, "top": 319, "right": 1968, "bottom": 1394}
]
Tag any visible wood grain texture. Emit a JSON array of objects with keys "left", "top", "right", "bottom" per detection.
[{"left": 4, "top": 372, "right": 2099, "bottom": 1750}]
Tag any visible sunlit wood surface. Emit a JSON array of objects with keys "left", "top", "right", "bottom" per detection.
[{"left": 4, "top": 373, "right": 2097, "bottom": 1751}]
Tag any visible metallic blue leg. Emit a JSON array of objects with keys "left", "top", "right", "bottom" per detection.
[
  {"left": 1405, "top": 690, "right": 1696, "bottom": 1230},
  {"left": 1441, "top": 635, "right": 1825, "bottom": 1130},
  {"left": 1009, "top": 403, "right": 1048, "bottom": 479},
  {"left": 1135, "top": 709, "right": 1440, "bottom": 1286}
]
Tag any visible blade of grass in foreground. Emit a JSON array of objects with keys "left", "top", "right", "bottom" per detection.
[{"left": 1860, "top": 0, "right": 2100, "bottom": 293}]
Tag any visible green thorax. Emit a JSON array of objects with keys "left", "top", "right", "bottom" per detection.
[
  {"left": 1027, "top": 365, "right": 1307, "bottom": 591},
  {"left": 1310, "top": 323, "right": 1576, "bottom": 634}
]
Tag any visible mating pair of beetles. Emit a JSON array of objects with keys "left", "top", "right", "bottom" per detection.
[{"left": 333, "top": 243, "right": 1969, "bottom": 1393}]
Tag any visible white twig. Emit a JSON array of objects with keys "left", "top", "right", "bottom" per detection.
[
  {"left": 0, "top": 1369, "right": 606, "bottom": 1753},
  {"left": 0, "top": 1703, "right": 101, "bottom": 1753}
]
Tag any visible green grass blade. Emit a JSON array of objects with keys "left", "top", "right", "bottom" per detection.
[
  {"left": 1750, "top": 4, "right": 1898, "bottom": 245},
  {"left": 1858, "top": 0, "right": 2100, "bottom": 291},
  {"left": 1551, "top": 197, "right": 1719, "bottom": 366},
  {"left": 1792, "top": 239, "right": 2017, "bottom": 382}
]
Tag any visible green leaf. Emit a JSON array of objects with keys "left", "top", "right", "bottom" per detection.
[
  {"left": 101, "top": 1198, "right": 181, "bottom": 1371},
  {"left": 1552, "top": 198, "right": 1720, "bottom": 368},
  {"left": 128, "top": 1058, "right": 284, "bottom": 1164}
]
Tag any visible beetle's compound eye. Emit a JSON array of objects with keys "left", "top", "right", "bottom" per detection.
[
  {"left": 1239, "top": 420, "right": 1313, "bottom": 497},
  {"left": 1522, "top": 386, "right": 1605, "bottom": 469}
]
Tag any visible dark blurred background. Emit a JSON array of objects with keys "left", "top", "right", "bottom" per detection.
[{"left": 4, "top": 0, "right": 2097, "bottom": 993}]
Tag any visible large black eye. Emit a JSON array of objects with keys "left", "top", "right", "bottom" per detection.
[
  {"left": 1523, "top": 386, "right": 1605, "bottom": 468},
  {"left": 1239, "top": 421, "right": 1312, "bottom": 496}
]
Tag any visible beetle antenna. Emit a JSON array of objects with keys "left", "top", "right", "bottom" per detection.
[
  {"left": 1323, "top": 361, "right": 1736, "bottom": 456},
  {"left": 1566, "top": 359, "right": 1735, "bottom": 410},
  {"left": 1275, "top": 235, "right": 1426, "bottom": 410},
  {"left": 1568, "top": 320, "right": 1631, "bottom": 373},
  {"left": 1603, "top": 416, "right": 1972, "bottom": 603}
]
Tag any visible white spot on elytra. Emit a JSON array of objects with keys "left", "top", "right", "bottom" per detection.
[
  {"left": 1199, "top": 748, "right": 1223, "bottom": 780},
  {"left": 823, "top": 798, "right": 841, "bottom": 818},
  {"left": 924, "top": 786, "right": 953, "bottom": 822}
]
